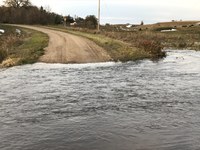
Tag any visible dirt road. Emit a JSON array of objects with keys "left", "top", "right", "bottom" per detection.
[{"left": 16, "top": 25, "right": 111, "bottom": 63}]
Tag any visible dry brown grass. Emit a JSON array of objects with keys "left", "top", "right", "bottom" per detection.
[{"left": 102, "top": 23, "right": 200, "bottom": 53}]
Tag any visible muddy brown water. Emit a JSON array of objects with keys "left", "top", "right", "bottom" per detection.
[{"left": 0, "top": 50, "right": 200, "bottom": 150}]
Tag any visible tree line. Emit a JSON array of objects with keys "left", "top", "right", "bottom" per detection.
[
  {"left": 0, "top": 0, "right": 98, "bottom": 29},
  {"left": 0, "top": 0, "right": 63, "bottom": 25},
  {"left": 0, "top": 6, "right": 63, "bottom": 25}
]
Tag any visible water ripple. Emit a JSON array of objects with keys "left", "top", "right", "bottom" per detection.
[{"left": 0, "top": 50, "right": 200, "bottom": 150}]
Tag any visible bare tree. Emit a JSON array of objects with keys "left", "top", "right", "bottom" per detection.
[
  {"left": 4, "top": 0, "right": 32, "bottom": 8},
  {"left": 141, "top": 21, "right": 144, "bottom": 26}
]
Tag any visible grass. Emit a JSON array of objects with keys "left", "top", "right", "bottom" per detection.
[{"left": 0, "top": 24, "right": 48, "bottom": 68}]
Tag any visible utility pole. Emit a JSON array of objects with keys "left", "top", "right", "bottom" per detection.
[{"left": 97, "top": 0, "right": 100, "bottom": 31}]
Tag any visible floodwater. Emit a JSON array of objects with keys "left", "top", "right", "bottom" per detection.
[{"left": 0, "top": 50, "right": 200, "bottom": 150}]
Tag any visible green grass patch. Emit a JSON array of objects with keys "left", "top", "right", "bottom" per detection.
[{"left": 17, "top": 31, "right": 48, "bottom": 64}]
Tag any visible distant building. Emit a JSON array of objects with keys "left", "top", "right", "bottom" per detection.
[{"left": 70, "top": 22, "right": 77, "bottom": 26}]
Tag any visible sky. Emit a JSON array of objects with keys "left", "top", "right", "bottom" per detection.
[{"left": 0, "top": 0, "right": 200, "bottom": 24}]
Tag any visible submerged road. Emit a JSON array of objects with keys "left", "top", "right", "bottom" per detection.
[{"left": 15, "top": 25, "right": 111, "bottom": 63}]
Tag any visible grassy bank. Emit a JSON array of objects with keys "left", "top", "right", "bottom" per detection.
[{"left": 0, "top": 25, "right": 48, "bottom": 68}]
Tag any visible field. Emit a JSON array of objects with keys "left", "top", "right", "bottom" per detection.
[{"left": 102, "top": 21, "right": 200, "bottom": 51}]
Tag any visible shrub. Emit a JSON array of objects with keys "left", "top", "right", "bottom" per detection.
[
  {"left": 136, "top": 39, "right": 165, "bottom": 58},
  {"left": 85, "top": 15, "right": 98, "bottom": 29}
]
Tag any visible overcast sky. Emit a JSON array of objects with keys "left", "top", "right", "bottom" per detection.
[{"left": 1, "top": 0, "right": 199, "bottom": 24}]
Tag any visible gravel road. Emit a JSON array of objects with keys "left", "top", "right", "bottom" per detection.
[{"left": 16, "top": 25, "right": 111, "bottom": 63}]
